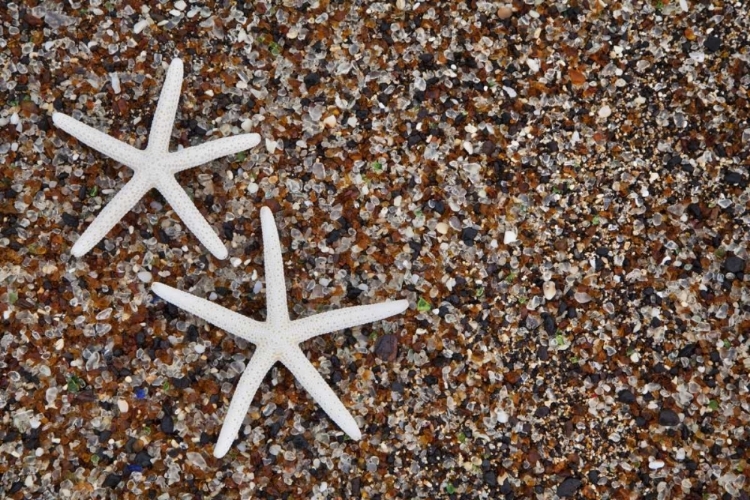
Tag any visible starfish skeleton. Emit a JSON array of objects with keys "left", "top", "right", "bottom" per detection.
[
  {"left": 152, "top": 207, "right": 408, "bottom": 458},
  {"left": 53, "top": 58, "right": 260, "bottom": 259}
]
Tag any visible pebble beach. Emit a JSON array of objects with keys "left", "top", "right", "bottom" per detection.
[{"left": 1, "top": 0, "right": 749, "bottom": 498}]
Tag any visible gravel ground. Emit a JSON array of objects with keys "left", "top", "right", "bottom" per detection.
[{"left": 1, "top": 0, "right": 749, "bottom": 498}]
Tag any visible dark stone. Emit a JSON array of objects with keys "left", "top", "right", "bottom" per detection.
[
  {"left": 724, "top": 256, "right": 745, "bottom": 274},
  {"left": 61, "top": 212, "right": 79, "bottom": 227},
  {"left": 134, "top": 450, "right": 152, "bottom": 468},
  {"left": 678, "top": 343, "right": 697, "bottom": 358},
  {"left": 374, "top": 334, "right": 398, "bottom": 362},
  {"left": 617, "top": 389, "right": 636, "bottom": 404},
  {"left": 556, "top": 477, "right": 582, "bottom": 497},
  {"left": 659, "top": 409, "right": 680, "bottom": 427},
  {"left": 534, "top": 406, "right": 550, "bottom": 418},
  {"left": 704, "top": 34, "right": 721, "bottom": 53},
  {"left": 461, "top": 226, "right": 479, "bottom": 244},
  {"left": 103, "top": 473, "right": 122, "bottom": 488},
  {"left": 723, "top": 171, "right": 747, "bottom": 187},
  {"left": 480, "top": 140, "right": 496, "bottom": 155},
  {"left": 303, "top": 72, "right": 321, "bottom": 87},
  {"left": 483, "top": 470, "right": 498, "bottom": 487},
  {"left": 160, "top": 413, "right": 174, "bottom": 434}
]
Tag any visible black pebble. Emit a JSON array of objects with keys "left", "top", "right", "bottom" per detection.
[
  {"left": 556, "top": 477, "right": 582, "bottom": 497},
  {"left": 304, "top": 72, "right": 320, "bottom": 87},
  {"left": 102, "top": 473, "right": 122, "bottom": 488},
  {"left": 461, "top": 226, "right": 479, "bottom": 244},
  {"left": 61, "top": 212, "right": 79, "bottom": 227},
  {"left": 483, "top": 470, "right": 498, "bottom": 487},
  {"left": 723, "top": 171, "right": 747, "bottom": 187},
  {"left": 659, "top": 409, "right": 680, "bottom": 427},
  {"left": 134, "top": 450, "right": 152, "bottom": 468},
  {"left": 617, "top": 389, "right": 636, "bottom": 404},
  {"left": 724, "top": 256, "right": 745, "bottom": 274},
  {"left": 704, "top": 34, "right": 721, "bottom": 53},
  {"left": 160, "top": 413, "right": 175, "bottom": 434}
]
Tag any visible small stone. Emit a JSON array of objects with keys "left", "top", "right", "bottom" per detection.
[
  {"left": 137, "top": 271, "right": 152, "bottom": 283},
  {"left": 174, "top": 0, "right": 187, "bottom": 11},
  {"left": 133, "top": 19, "right": 150, "bottom": 34},
  {"left": 497, "top": 5, "right": 513, "bottom": 19},
  {"left": 542, "top": 281, "right": 556, "bottom": 300},
  {"left": 241, "top": 119, "right": 253, "bottom": 132},
  {"left": 504, "top": 230, "right": 517, "bottom": 245},
  {"left": 117, "top": 399, "right": 129, "bottom": 413},
  {"left": 323, "top": 115, "right": 337, "bottom": 128},
  {"left": 704, "top": 34, "right": 721, "bottom": 53},
  {"left": 304, "top": 72, "right": 320, "bottom": 87},
  {"left": 102, "top": 474, "right": 122, "bottom": 488},
  {"left": 659, "top": 409, "right": 680, "bottom": 427},
  {"left": 461, "top": 226, "right": 479, "bottom": 244},
  {"left": 160, "top": 413, "right": 174, "bottom": 434},
  {"left": 483, "top": 471, "right": 498, "bottom": 487},
  {"left": 374, "top": 334, "right": 398, "bottom": 362},
  {"left": 463, "top": 141, "right": 473, "bottom": 154},
  {"left": 480, "top": 140, "right": 495, "bottom": 155},
  {"left": 723, "top": 171, "right": 746, "bottom": 187},
  {"left": 724, "top": 256, "right": 745, "bottom": 274},
  {"left": 649, "top": 460, "right": 665, "bottom": 470},
  {"left": 61, "top": 212, "right": 79, "bottom": 228},
  {"left": 598, "top": 105, "right": 612, "bottom": 118},
  {"left": 557, "top": 477, "right": 582, "bottom": 498},
  {"left": 396, "top": 0, "right": 406, "bottom": 10},
  {"left": 617, "top": 389, "right": 636, "bottom": 404},
  {"left": 436, "top": 222, "right": 449, "bottom": 235},
  {"left": 187, "top": 451, "right": 207, "bottom": 470},
  {"left": 265, "top": 138, "right": 277, "bottom": 154}
]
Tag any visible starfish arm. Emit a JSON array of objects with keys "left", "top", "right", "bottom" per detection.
[
  {"left": 52, "top": 112, "right": 143, "bottom": 170},
  {"left": 280, "top": 347, "right": 362, "bottom": 440},
  {"left": 214, "top": 347, "right": 277, "bottom": 458},
  {"left": 156, "top": 175, "right": 228, "bottom": 259},
  {"left": 291, "top": 300, "right": 409, "bottom": 344},
  {"left": 151, "top": 282, "right": 266, "bottom": 344},
  {"left": 147, "top": 59, "right": 183, "bottom": 153},
  {"left": 168, "top": 134, "right": 262, "bottom": 174},
  {"left": 71, "top": 173, "right": 152, "bottom": 257},
  {"left": 260, "top": 207, "right": 290, "bottom": 324}
]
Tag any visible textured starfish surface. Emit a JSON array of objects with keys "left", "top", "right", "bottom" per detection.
[
  {"left": 152, "top": 207, "right": 409, "bottom": 458},
  {"left": 53, "top": 58, "right": 260, "bottom": 259}
]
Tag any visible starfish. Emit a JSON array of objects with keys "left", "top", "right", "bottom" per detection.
[
  {"left": 53, "top": 58, "right": 260, "bottom": 259},
  {"left": 152, "top": 207, "right": 408, "bottom": 458}
]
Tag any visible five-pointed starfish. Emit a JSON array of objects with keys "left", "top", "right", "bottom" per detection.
[
  {"left": 53, "top": 58, "right": 260, "bottom": 259},
  {"left": 152, "top": 207, "right": 408, "bottom": 458}
]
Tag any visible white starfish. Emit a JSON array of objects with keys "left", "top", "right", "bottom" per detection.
[
  {"left": 52, "top": 58, "right": 260, "bottom": 259},
  {"left": 152, "top": 207, "right": 408, "bottom": 458}
]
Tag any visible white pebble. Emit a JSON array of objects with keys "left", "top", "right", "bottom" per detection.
[
  {"left": 247, "top": 182, "right": 259, "bottom": 194},
  {"left": 110, "top": 72, "right": 121, "bottom": 94},
  {"left": 498, "top": 410, "right": 509, "bottom": 424},
  {"left": 323, "top": 115, "right": 337, "bottom": 128},
  {"left": 598, "top": 105, "right": 612, "bottom": 118},
  {"left": 194, "top": 344, "right": 205, "bottom": 354},
  {"left": 265, "top": 138, "right": 277, "bottom": 154},
  {"left": 133, "top": 19, "right": 150, "bottom": 34},
  {"left": 436, "top": 222, "right": 449, "bottom": 235},
  {"left": 504, "top": 230, "right": 517, "bottom": 245},
  {"left": 396, "top": 0, "right": 406, "bottom": 10},
  {"left": 649, "top": 460, "right": 665, "bottom": 470},
  {"left": 543, "top": 281, "right": 556, "bottom": 300},
  {"left": 10, "top": 113, "right": 19, "bottom": 125},
  {"left": 137, "top": 271, "right": 153, "bottom": 283},
  {"left": 241, "top": 119, "right": 253, "bottom": 132},
  {"left": 174, "top": 0, "right": 187, "bottom": 11},
  {"left": 463, "top": 141, "right": 473, "bottom": 154},
  {"left": 117, "top": 399, "right": 129, "bottom": 413}
]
